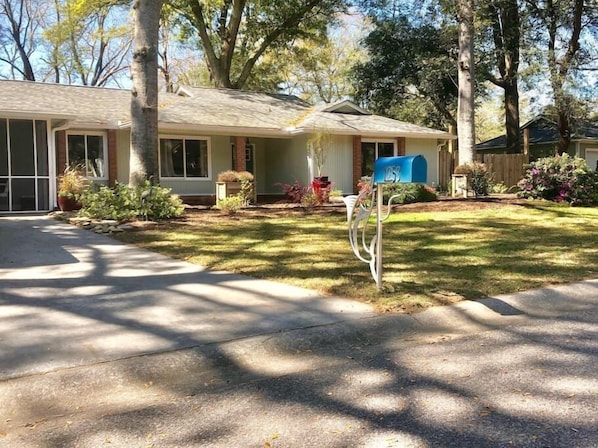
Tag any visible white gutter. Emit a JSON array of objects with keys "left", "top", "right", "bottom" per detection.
[
  {"left": 49, "top": 120, "right": 73, "bottom": 210},
  {"left": 120, "top": 121, "right": 296, "bottom": 138}
]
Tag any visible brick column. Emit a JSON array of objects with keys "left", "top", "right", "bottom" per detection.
[
  {"left": 397, "top": 137, "right": 406, "bottom": 156},
  {"left": 107, "top": 130, "right": 118, "bottom": 186},
  {"left": 56, "top": 130, "right": 67, "bottom": 174},
  {"left": 352, "top": 135, "right": 362, "bottom": 193},
  {"left": 234, "top": 136, "right": 246, "bottom": 171}
]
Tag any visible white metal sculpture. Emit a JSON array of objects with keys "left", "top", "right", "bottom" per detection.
[{"left": 343, "top": 178, "right": 402, "bottom": 291}]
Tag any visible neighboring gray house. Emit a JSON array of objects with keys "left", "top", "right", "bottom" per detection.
[
  {"left": 0, "top": 80, "right": 453, "bottom": 213},
  {"left": 477, "top": 115, "right": 598, "bottom": 168}
]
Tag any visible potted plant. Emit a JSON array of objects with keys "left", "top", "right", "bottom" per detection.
[
  {"left": 215, "top": 170, "right": 255, "bottom": 205},
  {"left": 57, "top": 165, "right": 87, "bottom": 211},
  {"left": 308, "top": 131, "right": 332, "bottom": 203}
]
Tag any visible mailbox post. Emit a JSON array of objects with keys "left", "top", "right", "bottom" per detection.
[{"left": 343, "top": 155, "right": 427, "bottom": 290}]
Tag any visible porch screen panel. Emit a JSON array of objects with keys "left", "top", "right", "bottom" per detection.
[
  {"left": 35, "top": 121, "right": 49, "bottom": 176},
  {"left": 0, "top": 120, "right": 7, "bottom": 176},
  {"left": 37, "top": 178, "right": 49, "bottom": 210},
  {"left": 10, "top": 120, "right": 35, "bottom": 176},
  {"left": 11, "top": 178, "right": 35, "bottom": 211}
]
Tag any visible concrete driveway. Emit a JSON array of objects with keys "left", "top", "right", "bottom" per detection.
[{"left": 0, "top": 216, "right": 375, "bottom": 380}]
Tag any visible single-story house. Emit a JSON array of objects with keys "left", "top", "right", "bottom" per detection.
[
  {"left": 477, "top": 115, "right": 598, "bottom": 168},
  {"left": 0, "top": 79, "right": 454, "bottom": 213}
]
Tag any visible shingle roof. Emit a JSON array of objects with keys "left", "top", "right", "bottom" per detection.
[
  {"left": 298, "top": 106, "right": 453, "bottom": 138},
  {"left": 0, "top": 80, "right": 133, "bottom": 126},
  {"left": 477, "top": 115, "right": 598, "bottom": 150},
  {"left": 0, "top": 79, "right": 185, "bottom": 128},
  {"left": 0, "top": 80, "right": 453, "bottom": 139},
  {"left": 162, "top": 86, "right": 310, "bottom": 132}
]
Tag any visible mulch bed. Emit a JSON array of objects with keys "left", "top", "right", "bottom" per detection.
[{"left": 177, "top": 195, "right": 529, "bottom": 225}]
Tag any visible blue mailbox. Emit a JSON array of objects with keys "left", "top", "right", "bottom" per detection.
[{"left": 373, "top": 155, "right": 427, "bottom": 184}]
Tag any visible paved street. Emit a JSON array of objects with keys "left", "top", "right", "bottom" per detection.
[{"left": 1, "top": 216, "right": 597, "bottom": 447}]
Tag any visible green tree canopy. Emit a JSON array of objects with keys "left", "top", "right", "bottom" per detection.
[
  {"left": 353, "top": 15, "right": 459, "bottom": 129},
  {"left": 168, "top": 0, "right": 348, "bottom": 89}
]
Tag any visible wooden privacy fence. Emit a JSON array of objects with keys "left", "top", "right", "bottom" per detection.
[
  {"left": 483, "top": 153, "right": 527, "bottom": 189},
  {"left": 438, "top": 151, "right": 527, "bottom": 189}
]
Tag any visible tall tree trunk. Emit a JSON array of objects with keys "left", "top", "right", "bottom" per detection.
[
  {"left": 498, "top": 0, "right": 520, "bottom": 152},
  {"left": 129, "top": 0, "right": 163, "bottom": 187},
  {"left": 545, "top": 0, "right": 584, "bottom": 154},
  {"left": 504, "top": 78, "right": 520, "bottom": 152},
  {"left": 457, "top": 0, "right": 476, "bottom": 166}
]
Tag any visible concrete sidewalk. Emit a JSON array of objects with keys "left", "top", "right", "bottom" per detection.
[{"left": 1, "top": 215, "right": 597, "bottom": 447}]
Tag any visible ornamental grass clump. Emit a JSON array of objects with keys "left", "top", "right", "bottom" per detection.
[
  {"left": 517, "top": 154, "right": 598, "bottom": 205},
  {"left": 58, "top": 165, "right": 87, "bottom": 199}
]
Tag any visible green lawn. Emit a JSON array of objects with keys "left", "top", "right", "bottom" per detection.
[{"left": 113, "top": 201, "right": 598, "bottom": 312}]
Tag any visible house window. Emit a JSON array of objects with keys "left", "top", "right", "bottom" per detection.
[
  {"left": 67, "top": 132, "right": 106, "bottom": 178},
  {"left": 160, "top": 137, "right": 210, "bottom": 179},
  {"left": 361, "top": 140, "right": 396, "bottom": 177}
]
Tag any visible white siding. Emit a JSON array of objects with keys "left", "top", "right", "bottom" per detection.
[
  {"left": 264, "top": 136, "right": 309, "bottom": 194},
  {"left": 405, "top": 138, "right": 439, "bottom": 186},
  {"left": 321, "top": 135, "right": 353, "bottom": 194},
  {"left": 585, "top": 146, "right": 598, "bottom": 171}
]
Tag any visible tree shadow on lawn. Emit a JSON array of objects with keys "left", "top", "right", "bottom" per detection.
[
  {"left": 380, "top": 213, "right": 598, "bottom": 305},
  {"left": 115, "top": 206, "right": 598, "bottom": 312}
]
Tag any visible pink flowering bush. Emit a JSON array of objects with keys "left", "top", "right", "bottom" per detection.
[{"left": 517, "top": 154, "right": 598, "bottom": 205}]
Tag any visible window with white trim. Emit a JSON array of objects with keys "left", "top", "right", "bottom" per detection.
[
  {"left": 361, "top": 140, "right": 396, "bottom": 177},
  {"left": 67, "top": 132, "right": 107, "bottom": 178},
  {"left": 160, "top": 136, "right": 210, "bottom": 179}
]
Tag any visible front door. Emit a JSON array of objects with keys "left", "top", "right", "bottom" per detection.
[{"left": 0, "top": 119, "right": 50, "bottom": 212}]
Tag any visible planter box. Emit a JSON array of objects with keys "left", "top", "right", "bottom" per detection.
[
  {"left": 216, "top": 181, "right": 256, "bottom": 204},
  {"left": 451, "top": 174, "right": 469, "bottom": 198}
]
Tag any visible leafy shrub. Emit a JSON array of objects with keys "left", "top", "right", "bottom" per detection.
[
  {"left": 79, "top": 183, "right": 137, "bottom": 221},
  {"left": 490, "top": 182, "right": 510, "bottom": 194},
  {"left": 216, "top": 194, "right": 245, "bottom": 215},
  {"left": 384, "top": 183, "right": 438, "bottom": 204},
  {"left": 517, "top": 154, "right": 598, "bottom": 205},
  {"left": 276, "top": 181, "right": 310, "bottom": 203},
  {"left": 137, "top": 182, "right": 185, "bottom": 220},
  {"left": 455, "top": 161, "right": 491, "bottom": 197},
  {"left": 79, "top": 181, "right": 184, "bottom": 221}
]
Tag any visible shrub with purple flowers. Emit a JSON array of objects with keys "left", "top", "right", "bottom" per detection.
[{"left": 517, "top": 154, "right": 598, "bottom": 205}]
